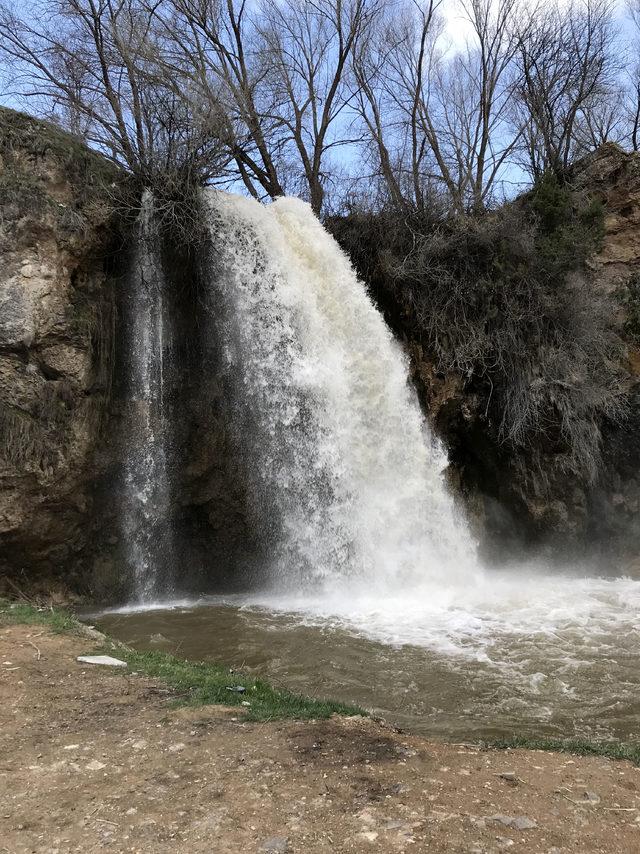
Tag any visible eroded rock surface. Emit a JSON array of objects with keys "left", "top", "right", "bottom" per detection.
[{"left": 0, "top": 107, "right": 120, "bottom": 591}]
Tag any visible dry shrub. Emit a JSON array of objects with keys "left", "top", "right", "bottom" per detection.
[{"left": 331, "top": 175, "right": 627, "bottom": 482}]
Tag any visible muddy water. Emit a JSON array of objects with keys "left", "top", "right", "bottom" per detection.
[{"left": 94, "top": 577, "right": 640, "bottom": 744}]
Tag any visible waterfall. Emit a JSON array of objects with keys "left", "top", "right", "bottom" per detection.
[
  {"left": 119, "top": 190, "right": 175, "bottom": 602},
  {"left": 204, "top": 192, "right": 479, "bottom": 593}
]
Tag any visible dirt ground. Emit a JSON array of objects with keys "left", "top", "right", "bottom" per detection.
[{"left": 1, "top": 625, "right": 640, "bottom": 853}]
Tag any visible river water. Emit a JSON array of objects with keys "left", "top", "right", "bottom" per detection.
[{"left": 94, "top": 570, "right": 640, "bottom": 744}]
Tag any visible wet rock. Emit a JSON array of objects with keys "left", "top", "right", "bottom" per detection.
[{"left": 0, "top": 109, "right": 122, "bottom": 594}]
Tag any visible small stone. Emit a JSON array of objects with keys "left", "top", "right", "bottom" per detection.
[
  {"left": 168, "top": 743, "right": 186, "bottom": 752},
  {"left": 581, "top": 790, "right": 601, "bottom": 804},
  {"left": 489, "top": 814, "right": 537, "bottom": 830},
  {"left": 260, "top": 837, "right": 289, "bottom": 852},
  {"left": 358, "top": 832, "right": 379, "bottom": 843},
  {"left": 85, "top": 760, "right": 106, "bottom": 771},
  {"left": 512, "top": 816, "right": 537, "bottom": 830}
]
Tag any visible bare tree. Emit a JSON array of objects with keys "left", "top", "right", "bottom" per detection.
[
  {"left": 450, "top": 0, "right": 524, "bottom": 211},
  {"left": 159, "top": 0, "right": 287, "bottom": 200},
  {"left": 350, "top": 13, "right": 407, "bottom": 209},
  {"left": 256, "top": 0, "right": 379, "bottom": 213},
  {"left": 352, "top": 0, "right": 445, "bottom": 211},
  {"left": 572, "top": 85, "right": 627, "bottom": 153},
  {"left": 352, "top": 0, "right": 523, "bottom": 214},
  {"left": 625, "top": 0, "right": 640, "bottom": 151},
  {"left": 0, "top": 0, "right": 630, "bottom": 212},
  {"left": 513, "top": 0, "right": 619, "bottom": 180},
  {"left": 0, "top": 0, "right": 227, "bottom": 186}
]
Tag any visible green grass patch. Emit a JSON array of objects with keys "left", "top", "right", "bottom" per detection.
[
  {"left": 484, "top": 735, "right": 640, "bottom": 766},
  {"left": 106, "top": 644, "right": 365, "bottom": 722},
  {"left": 0, "top": 598, "right": 81, "bottom": 634},
  {"left": 0, "top": 599, "right": 365, "bottom": 722}
]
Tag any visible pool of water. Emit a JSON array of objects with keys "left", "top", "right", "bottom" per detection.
[{"left": 93, "top": 570, "right": 640, "bottom": 743}]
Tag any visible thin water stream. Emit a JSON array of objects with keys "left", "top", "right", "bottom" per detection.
[{"left": 95, "top": 571, "right": 640, "bottom": 744}]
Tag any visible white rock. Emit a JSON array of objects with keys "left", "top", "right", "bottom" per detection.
[
  {"left": 85, "top": 760, "right": 106, "bottom": 771},
  {"left": 77, "top": 655, "right": 127, "bottom": 668}
]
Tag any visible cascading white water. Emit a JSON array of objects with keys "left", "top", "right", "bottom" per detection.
[
  {"left": 204, "top": 191, "right": 480, "bottom": 593},
  {"left": 120, "top": 190, "right": 175, "bottom": 602}
]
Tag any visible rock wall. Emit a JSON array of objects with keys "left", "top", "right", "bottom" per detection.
[
  {"left": 576, "top": 146, "right": 640, "bottom": 570},
  {"left": 0, "top": 108, "right": 121, "bottom": 595}
]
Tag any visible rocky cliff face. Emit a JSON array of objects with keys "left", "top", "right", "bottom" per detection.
[
  {"left": 0, "top": 108, "right": 121, "bottom": 595},
  {"left": 576, "top": 146, "right": 640, "bottom": 570}
]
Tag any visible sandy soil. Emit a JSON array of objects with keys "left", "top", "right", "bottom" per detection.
[{"left": 1, "top": 625, "right": 640, "bottom": 853}]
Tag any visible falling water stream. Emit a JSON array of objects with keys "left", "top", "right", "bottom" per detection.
[
  {"left": 119, "top": 190, "right": 175, "bottom": 602},
  {"left": 203, "top": 192, "right": 478, "bottom": 591},
  {"left": 107, "top": 191, "right": 640, "bottom": 742}
]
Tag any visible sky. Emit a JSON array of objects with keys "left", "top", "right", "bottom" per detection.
[{"left": 0, "top": 0, "right": 637, "bottom": 206}]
